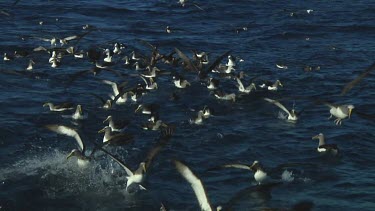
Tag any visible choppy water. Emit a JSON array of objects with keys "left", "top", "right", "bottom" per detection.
[{"left": 1, "top": 1, "right": 375, "bottom": 210}]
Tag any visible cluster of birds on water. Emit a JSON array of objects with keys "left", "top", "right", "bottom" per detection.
[{"left": 2, "top": 1, "right": 375, "bottom": 211}]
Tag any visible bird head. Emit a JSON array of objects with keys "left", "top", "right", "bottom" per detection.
[
  {"left": 347, "top": 105, "right": 355, "bottom": 118},
  {"left": 67, "top": 149, "right": 80, "bottom": 160},
  {"left": 312, "top": 133, "right": 324, "bottom": 140},
  {"left": 103, "top": 115, "right": 112, "bottom": 123}
]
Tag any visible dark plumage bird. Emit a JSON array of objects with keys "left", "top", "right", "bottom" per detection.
[{"left": 312, "top": 133, "right": 339, "bottom": 155}]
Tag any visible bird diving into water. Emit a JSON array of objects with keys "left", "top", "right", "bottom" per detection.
[
  {"left": 45, "top": 125, "right": 94, "bottom": 167},
  {"left": 99, "top": 126, "right": 175, "bottom": 192}
]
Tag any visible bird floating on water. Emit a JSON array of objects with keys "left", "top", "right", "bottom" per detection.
[
  {"left": 213, "top": 161, "right": 269, "bottom": 185},
  {"left": 236, "top": 77, "right": 256, "bottom": 94},
  {"left": 312, "top": 133, "right": 339, "bottom": 155},
  {"left": 43, "top": 102, "right": 74, "bottom": 112},
  {"left": 103, "top": 115, "right": 130, "bottom": 132},
  {"left": 98, "top": 126, "right": 134, "bottom": 145},
  {"left": 259, "top": 80, "right": 283, "bottom": 91}
]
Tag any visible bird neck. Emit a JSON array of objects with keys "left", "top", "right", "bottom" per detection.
[{"left": 318, "top": 136, "right": 325, "bottom": 146}]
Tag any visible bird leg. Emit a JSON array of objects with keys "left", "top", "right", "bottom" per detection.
[
  {"left": 334, "top": 118, "right": 342, "bottom": 125},
  {"left": 328, "top": 114, "right": 333, "bottom": 120}
]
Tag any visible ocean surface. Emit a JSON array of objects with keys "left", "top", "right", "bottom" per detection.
[{"left": 0, "top": 0, "right": 375, "bottom": 210}]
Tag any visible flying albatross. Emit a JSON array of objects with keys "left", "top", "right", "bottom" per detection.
[{"left": 173, "top": 160, "right": 222, "bottom": 211}]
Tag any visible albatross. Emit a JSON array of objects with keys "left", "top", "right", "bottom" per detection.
[
  {"left": 103, "top": 115, "right": 130, "bottom": 132},
  {"left": 100, "top": 126, "right": 174, "bottom": 192},
  {"left": 264, "top": 98, "right": 299, "bottom": 122},
  {"left": 312, "top": 133, "right": 339, "bottom": 155},
  {"left": 236, "top": 77, "right": 256, "bottom": 94},
  {"left": 324, "top": 103, "right": 354, "bottom": 125},
  {"left": 259, "top": 80, "right": 283, "bottom": 91},
  {"left": 215, "top": 161, "right": 269, "bottom": 185},
  {"left": 43, "top": 102, "right": 74, "bottom": 112},
  {"left": 98, "top": 126, "right": 134, "bottom": 145},
  {"left": 45, "top": 125, "right": 93, "bottom": 167}
]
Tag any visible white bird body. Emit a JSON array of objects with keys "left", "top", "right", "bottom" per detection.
[
  {"left": 190, "top": 111, "right": 204, "bottom": 125},
  {"left": 259, "top": 80, "right": 283, "bottom": 91},
  {"left": 254, "top": 169, "right": 268, "bottom": 184},
  {"left": 173, "top": 78, "right": 190, "bottom": 88},
  {"left": 326, "top": 104, "right": 354, "bottom": 125},
  {"left": 68, "top": 105, "right": 87, "bottom": 120},
  {"left": 77, "top": 158, "right": 90, "bottom": 167},
  {"left": 26, "top": 59, "right": 35, "bottom": 71}
]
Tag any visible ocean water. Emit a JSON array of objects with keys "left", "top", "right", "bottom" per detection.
[{"left": 0, "top": 1, "right": 375, "bottom": 210}]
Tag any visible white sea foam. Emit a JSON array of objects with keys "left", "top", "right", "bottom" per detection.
[{"left": 281, "top": 169, "right": 294, "bottom": 182}]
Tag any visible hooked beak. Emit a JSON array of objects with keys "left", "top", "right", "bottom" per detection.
[
  {"left": 78, "top": 105, "right": 82, "bottom": 114},
  {"left": 98, "top": 127, "right": 106, "bottom": 133},
  {"left": 312, "top": 134, "right": 319, "bottom": 140},
  {"left": 66, "top": 152, "right": 74, "bottom": 160},
  {"left": 103, "top": 116, "right": 110, "bottom": 123},
  {"left": 143, "top": 164, "right": 147, "bottom": 173},
  {"left": 43, "top": 103, "right": 48, "bottom": 107},
  {"left": 348, "top": 108, "right": 353, "bottom": 119}
]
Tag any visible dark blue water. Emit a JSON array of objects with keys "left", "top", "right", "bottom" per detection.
[{"left": 1, "top": 1, "right": 375, "bottom": 210}]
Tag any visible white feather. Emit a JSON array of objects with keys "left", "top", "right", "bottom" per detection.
[{"left": 174, "top": 160, "right": 212, "bottom": 211}]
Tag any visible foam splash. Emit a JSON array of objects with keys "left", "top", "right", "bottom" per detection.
[
  {"left": 278, "top": 111, "right": 288, "bottom": 120},
  {"left": 0, "top": 149, "right": 131, "bottom": 197},
  {"left": 281, "top": 169, "right": 295, "bottom": 182}
]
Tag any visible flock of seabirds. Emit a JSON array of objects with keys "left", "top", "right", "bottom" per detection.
[{"left": 2, "top": 1, "right": 375, "bottom": 210}]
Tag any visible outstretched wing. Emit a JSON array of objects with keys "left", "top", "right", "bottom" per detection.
[
  {"left": 99, "top": 147, "right": 134, "bottom": 177},
  {"left": 341, "top": 61, "right": 375, "bottom": 95},
  {"left": 175, "top": 48, "right": 198, "bottom": 72},
  {"left": 174, "top": 160, "right": 212, "bottom": 211},
  {"left": 264, "top": 98, "right": 291, "bottom": 116},
  {"left": 45, "top": 124, "right": 85, "bottom": 153},
  {"left": 235, "top": 77, "right": 245, "bottom": 90},
  {"left": 221, "top": 163, "right": 252, "bottom": 170}
]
